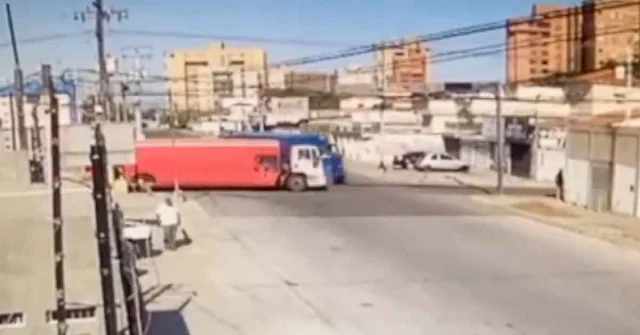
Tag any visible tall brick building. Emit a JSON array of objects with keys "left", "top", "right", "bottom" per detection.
[
  {"left": 506, "top": 0, "right": 640, "bottom": 83},
  {"left": 375, "top": 37, "right": 431, "bottom": 94}
]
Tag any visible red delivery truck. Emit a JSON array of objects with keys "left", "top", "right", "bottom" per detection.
[{"left": 124, "top": 138, "right": 328, "bottom": 192}]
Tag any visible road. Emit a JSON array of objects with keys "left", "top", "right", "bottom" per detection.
[{"left": 187, "top": 182, "right": 640, "bottom": 335}]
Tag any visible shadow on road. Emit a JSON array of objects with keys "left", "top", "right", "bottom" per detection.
[{"left": 147, "top": 310, "right": 190, "bottom": 335}]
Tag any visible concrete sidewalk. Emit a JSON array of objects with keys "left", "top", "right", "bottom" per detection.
[
  {"left": 345, "top": 160, "right": 554, "bottom": 194},
  {"left": 132, "top": 194, "right": 338, "bottom": 335},
  {"left": 473, "top": 195, "right": 640, "bottom": 253}
]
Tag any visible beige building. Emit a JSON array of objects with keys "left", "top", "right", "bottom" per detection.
[
  {"left": 268, "top": 67, "right": 334, "bottom": 93},
  {"left": 506, "top": 0, "right": 640, "bottom": 83},
  {"left": 166, "top": 42, "right": 267, "bottom": 113},
  {"left": 375, "top": 37, "right": 431, "bottom": 94}
]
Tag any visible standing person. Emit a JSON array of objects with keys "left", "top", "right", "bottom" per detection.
[
  {"left": 155, "top": 196, "right": 180, "bottom": 251},
  {"left": 555, "top": 169, "right": 564, "bottom": 201}
]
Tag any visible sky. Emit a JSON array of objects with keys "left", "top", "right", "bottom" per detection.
[{"left": 0, "top": 0, "right": 579, "bottom": 89}]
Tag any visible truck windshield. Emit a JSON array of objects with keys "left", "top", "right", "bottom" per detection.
[{"left": 320, "top": 145, "right": 332, "bottom": 156}]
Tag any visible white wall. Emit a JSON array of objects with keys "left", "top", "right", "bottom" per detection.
[
  {"left": 611, "top": 164, "right": 636, "bottom": 216},
  {"left": 534, "top": 148, "right": 565, "bottom": 182},
  {"left": 338, "top": 65, "right": 374, "bottom": 86},
  {"left": 271, "top": 97, "right": 309, "bottom": 112},
  {"left": 340, "top": 97, "right": 381, "bottom": 110},
  {"left": 570, "top": 84, "right": 640, "bottom": 115},
  {"left": 565, "top": 158, "right": 590, "bottom": 207},
  {"left": 460, "top": 140, "right": 492, "bottom": 171},
  {"left": 428, "top": 99, "right": 457, "bottom": 133},
  {"left": 0, "top": 94, "right": 73, "bottom": 130},
  {"left": 340, "top": 134, "right": 445, "bottom": 164}
]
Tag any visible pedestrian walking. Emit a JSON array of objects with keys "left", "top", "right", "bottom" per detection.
[
  {"left": 555, "top": 169, "right": 564, "bottom": 201},
  {"left": 155, "top": 196, "right": 180, "bottom": 251}
]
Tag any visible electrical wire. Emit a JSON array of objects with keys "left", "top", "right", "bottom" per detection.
[
  {"left": 109, "top": 29, "right": 357, "bottom": 47},
  {"left": 270, "top": 0, "right": 640, "bottom": 68},
  {"left": 0, "top": 31, "right": 92, "bottom": 49},
  {"left": 71, "top": 21, "right": 640, "bottom": 97},
  {"left": 81, "top": 20, "right": 639, "bottom": 90}
]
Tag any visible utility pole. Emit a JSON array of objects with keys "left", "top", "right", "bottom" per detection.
[
  {"left": 259, "top": 51, "right": 270, "bottom": 132},
  {"left": 74, "top": 2, "right": 128, "bottom": 122},
  {"left": 5, "top": 3, "right": 27, "bottom": 151},
  {"left": 44, "top": 64, "right": 67, "bottom": 335},
  {"left": 121, "top": 46, "right": 152, "bottom": 139},
  {"left": 495, "top": 82, "right": 504, "bottom": 195},
  {"left": 378, "top": 42, "right": 386, "bottom": 168},
  {"left": 90, "top": 125, "right": 118, "bottom": 335}
]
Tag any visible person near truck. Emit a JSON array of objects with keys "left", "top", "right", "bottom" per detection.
[{"left": 155, "top": 196, "right": 180, "bottom": 251}]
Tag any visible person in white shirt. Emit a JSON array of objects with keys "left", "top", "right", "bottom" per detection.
[{"left": 155, "top": 196, "right": 180, "bottom": 250}]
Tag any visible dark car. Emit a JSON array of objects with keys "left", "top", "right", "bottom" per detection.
[{"left": 392, "top": 151, "right": 428, "bottom": 170}]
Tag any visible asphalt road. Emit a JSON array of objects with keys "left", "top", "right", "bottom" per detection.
[{"left": 194, "top": 185, "right": 640, "bottom": 335}]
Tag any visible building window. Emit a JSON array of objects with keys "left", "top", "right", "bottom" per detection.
[
  {"left": 542, "top": 32, "right": 550, "bottom": 38},
  {"left": 212, "top": 71, "right": 233, "bottom": 97},
  {"left": 541, "top": 60, "right": 549, "bottom": 65}
]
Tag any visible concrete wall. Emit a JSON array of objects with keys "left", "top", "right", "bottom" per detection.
[
  {"left": 339, "top": 133, "right": 445, "bottom": 163},
  {"left": 57, "top": 123, "right": 135, "bottom": 169},
  {"left": 0, "top": 151, "right": 30, "bottom": 186},
  {"left": 534, "top": 148, "right": 565, "bottom": 182},
  {"left": 460, "top": 139, "right": 493, "bottom": 172},
  {"left": 565, "top": 158, "right": 590, "bottom": 207}
]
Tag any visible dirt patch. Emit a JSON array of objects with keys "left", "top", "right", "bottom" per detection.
[{"left": 512, "top": 201, "right": 577, "bottom": 218}]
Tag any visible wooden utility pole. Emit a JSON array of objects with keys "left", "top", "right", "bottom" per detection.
[{"left": 5, "top": 3, "right": 28, "bottom": 151}]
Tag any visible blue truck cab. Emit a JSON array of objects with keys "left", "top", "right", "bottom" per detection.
[{"left": 221, "top": 131, "right": 346, "bottom": 184}]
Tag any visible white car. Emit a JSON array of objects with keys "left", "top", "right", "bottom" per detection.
[{"left": 416, "top": 152, "right": 469, "bottom": 172}]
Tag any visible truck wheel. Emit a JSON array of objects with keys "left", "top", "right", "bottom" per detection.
[{"left": 286, "top": 175, "right": 307, "bottom": 192}]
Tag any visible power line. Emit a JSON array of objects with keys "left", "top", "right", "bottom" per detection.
[
  {"left": 109, "top": 29, "right": 356, "bottom": 47},
  {"left": 85, "top": 22, "right": 638, "bottom": 92},
  {"left": 270, "top": 0, "right": 640, "bottom": 68},
  {"left": 0, "top": 31, "right": 91, "bottom": 49}
]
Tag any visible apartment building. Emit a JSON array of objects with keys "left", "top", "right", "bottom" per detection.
[
  {"left": 166, "top": 42, "right": 267, "bottom": 113},
  {"left": 507, "top": 3, "right": 583, "bottom": 83},
  {"left": 374, "top": 37, "right": 431, "bottom": 94},
  {"left": 582, "top": 0, "right": 640, "bottom": 71},
  {"left": 506, "top": 0, "right": 640, "bottom": 83},
  {"left": 268, "top": 67, "right": 334, "bottom": 93}
]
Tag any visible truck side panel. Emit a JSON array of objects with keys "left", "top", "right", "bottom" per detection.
[{"left": 134, "top": 140, "right": 281, "bottom": 188}]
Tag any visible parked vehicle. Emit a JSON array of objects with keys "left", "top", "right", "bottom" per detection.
[
  {"left": 415, "top": 152, "right": 469, "bottom": 172},
  {"left": 393, "top": 151, "right": 428, "bottom": 170},
  {"left": 123, "top": 138, "right": 328, "bottom": 192},
  {"left": 221, "top": 131, "right": 346, "bottom": 184}
]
